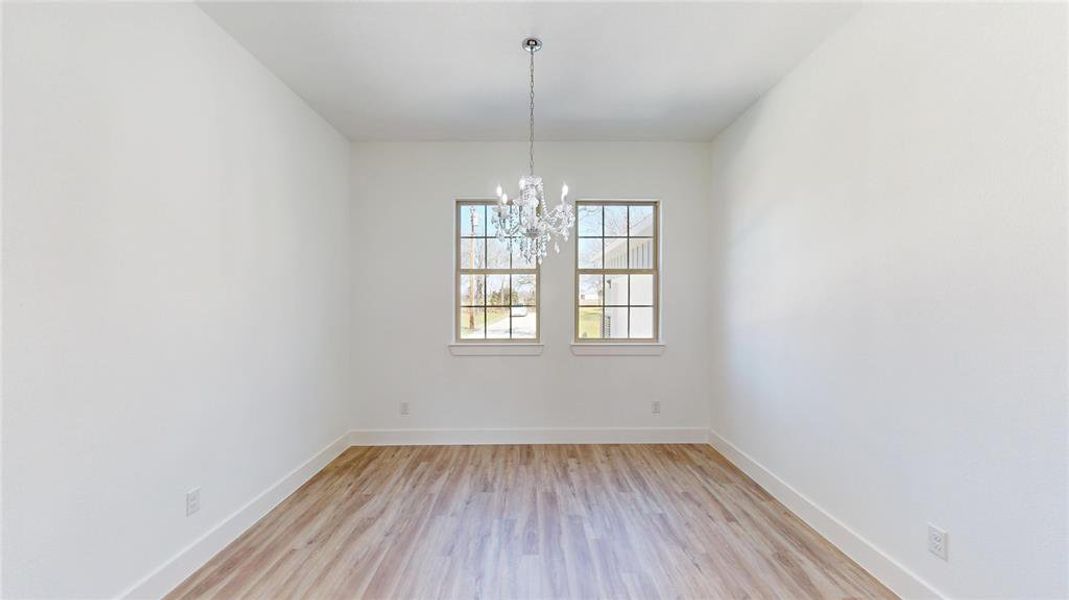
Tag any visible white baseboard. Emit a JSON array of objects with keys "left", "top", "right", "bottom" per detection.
[
  {"left": 707, "top": 429, "right": 944, "bottom": 600},
  {"left": 119, "top": 432, "right": 352, "bottom": 599},
  {"left": 349, "top": 427, "right": 709, "bottom": 446}
]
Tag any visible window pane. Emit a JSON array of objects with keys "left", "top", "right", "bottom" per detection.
[
  {"left": 605, "top": 306, "right": 629, "bottom": 338},
  {"left": 579, "top": 275, "right": 603, "bottom": 306},
  {"left": 460, "top": 205, "right": 485, "bottom": 237},
  {"left": 511, "top": 305, "right": 536, "bottom": 339},
  {"left": 578, "top": 307, "right": 603, "bottom": 339},
  {"left": 630, "top": 307, "right": 654, "bottom": 338},
  {"left": 604, "top": 205, "right": 628, "bottom": 237},
  {"left": 486, "top": 307, "right": 511, "bottom": 339},
  {"left": 629, "top": 205, "right": 654, "bottom": 237},
  {"left": 630, "top": 274, "right": 654, "bottom": 305},
  {"left": 629, "top": 238, "right": 653, "bottom": 269},
  {"left": 605, "top": 274, "right": 628, "bottom": 305},
  {"left": 487, "top": 237, "right": 511, "bottom": 268},
  {"left": 487, "top": 205, "right": 505, "bottom": 237},
  {"left": 511, "top": 242, "right": 535, "bottom": 269},
  {"left": 603, "top": 238, "right": 627, "bottom": 269},
  {"left": 511, "top": 274, "right": 536, "bottom": 305},
  {"left": 578, "top": 205, "right": 602, "bottom": 237},
  {"left": 486, "top": 274, "right": 509, "bottom": 305},
  {"left": 578, "top": 238, "right": 602, "bottom": 269},
  {"left": 459, "top": 238, "right": 485, "bottom": 269},
  {"left": 460, "top": 275, "right": 484, "bottom": 305},
  {"left": 460, "top": 308, "right": 485, "bottom": 339}
]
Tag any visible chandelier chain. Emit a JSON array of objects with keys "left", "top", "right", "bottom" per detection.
[{"left": 528, "top": 46, "right": 535, "bottom": 177}]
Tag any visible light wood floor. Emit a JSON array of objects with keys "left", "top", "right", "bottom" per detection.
[{"left": 167, "top": 445, "right": 895, "bottom": 599}]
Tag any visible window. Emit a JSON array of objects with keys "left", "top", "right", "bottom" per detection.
[
  {"left": 456, "top": 201, "right": 539, "bottom": 341},
  {"left": 575, "top": 201, "right": 659, "bottom": 342}
]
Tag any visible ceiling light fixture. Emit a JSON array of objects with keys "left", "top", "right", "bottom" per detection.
[{"left": 492, "top": 37, "right": 574, "bottom": 265}]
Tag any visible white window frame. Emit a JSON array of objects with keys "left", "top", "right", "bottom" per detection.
[
  {"left": 455, "top": 199, "right": 541, "bottom": 344},
  {"left": 573, "top": 199, "right": 660, "bottom": 344}
]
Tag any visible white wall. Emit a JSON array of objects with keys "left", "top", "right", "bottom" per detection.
[
  {"left": 350, "top": 142, "right": 712, "bottom": 439},
  {"left": 2, "top": 4, "right": 351, "bottom": 597},
  {"left": 0, "top": 3, "right": 6, "bottom": 594},
  {"left": 708, "top": 3, "right": 1067, "bottom": 599}
]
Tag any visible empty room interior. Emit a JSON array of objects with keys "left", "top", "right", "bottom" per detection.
[{"left": 2, "top": 1, "right": 1067, "bottom": 598}]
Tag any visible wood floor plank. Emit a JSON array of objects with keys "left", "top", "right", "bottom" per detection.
[{"left": 166, "top": 444, "right": 897, "bottom": 600}]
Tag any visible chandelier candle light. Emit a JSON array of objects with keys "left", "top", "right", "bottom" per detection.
[{"left": 493, "top": 37, "right": 575, "bottom": 265}]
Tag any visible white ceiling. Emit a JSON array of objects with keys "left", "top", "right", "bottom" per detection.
[{"left": 199, "top": 2, "right": 857, "bottom": 141}]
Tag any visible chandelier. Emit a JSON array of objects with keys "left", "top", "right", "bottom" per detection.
[{"left": 492, "top": 37, "right": 575, "bottom": 265}]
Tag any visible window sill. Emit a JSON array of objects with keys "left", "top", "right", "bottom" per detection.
[
  {"left": 449, "top": 343, "right": 544, "bottom": 356},
  {"left": 570, "top": 343, "right": 665, "bottom": 356}
]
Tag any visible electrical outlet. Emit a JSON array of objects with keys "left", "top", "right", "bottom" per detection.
[
  {"left": 928, "top": 523, "right": 948, "bottom": 560},
  {"left": 399, "top": 401, "right": 410, "bottom": 416},
  {"left": 651, "top": 400, "right": 661, "bottom": 415},
  {"left": 186, "top": 488, "right": 201, "bottom": 517}
]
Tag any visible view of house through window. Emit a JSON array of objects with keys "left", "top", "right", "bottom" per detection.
[
  {"left": 575, "top": 201, "right": 659, "bottom": 341},
  {"left": 456, "top": 201, "right": 539, "bottom": 340}
]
